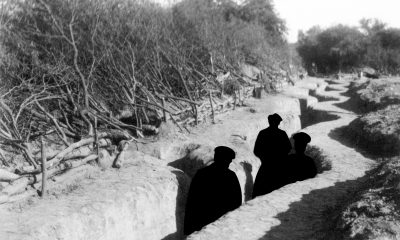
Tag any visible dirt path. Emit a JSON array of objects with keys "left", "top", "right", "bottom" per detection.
[
  {"left": 188, "top": 77, "right": 376, "bottom": 240},
  {"left": 0, "top": 77, "right": 377, "bottom": 240},
  {"left": 0, "top": 85, "right": 302, "bottom": 240}
]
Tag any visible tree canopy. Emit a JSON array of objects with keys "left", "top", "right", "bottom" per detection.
[{"left": 297, "top": 19, "right": 400, "bottom": 75}]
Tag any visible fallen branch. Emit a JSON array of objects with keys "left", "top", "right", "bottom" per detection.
[
  {"left": 0, "top": 155, "right": 98, "bottom": 203},
  {"left": 0, "top": 169, "right": 20, "bottom": 182},
  {"left": 40, "top": 136, "right": 47, "bottom": 197},
  {"left": 159, "top": 94, "right": 201, "bottom": 106},
  {"left": 13, "top": 138, "right": 112, "bottom": 177},
  {"left": 47, "top": 131, "right": 125, "bottom": 168}
]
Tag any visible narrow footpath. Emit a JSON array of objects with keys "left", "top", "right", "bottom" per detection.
[{"left": 188, "top": 77, "right": 376, "bottom": 240}]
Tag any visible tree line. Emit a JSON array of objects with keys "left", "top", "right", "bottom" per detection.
[{"left": 297, "top": 19, "right": 400, "bottom": 75}]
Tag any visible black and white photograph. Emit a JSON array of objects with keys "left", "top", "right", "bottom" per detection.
[{"left": 1, "top": 0, "right": 400, "bottom": 239}]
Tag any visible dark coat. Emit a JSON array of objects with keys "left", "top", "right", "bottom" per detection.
[
  {"left": 286, "top": 153, "right": 317, "bottom": 183},
  {"left": 184, "top": 163, "right": 242, "bottom": 235},
  {"left": 252, "top": 127, "right": 292, "bottom": 198}
]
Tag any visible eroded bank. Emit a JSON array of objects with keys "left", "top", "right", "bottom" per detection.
[
  {"left": 187, "top": 77, "right": 376, "bottom": 240},
  {"left": 0, "top": 93, "right": 307, "bottom": 240}
]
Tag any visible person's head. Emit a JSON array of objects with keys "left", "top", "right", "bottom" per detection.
[
  {"left": 268, "top": 113, "right": 282, "bottom": 128},
  {"left": 214, "top": 146, "right": 236, "bottom": 168},
  {"left": 292, "top": 132, "right": 311, "bottom": 154}
]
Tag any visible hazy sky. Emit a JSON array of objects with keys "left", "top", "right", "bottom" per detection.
[{"left": 273, "top": 0, "right": 400, "bottom": 43}]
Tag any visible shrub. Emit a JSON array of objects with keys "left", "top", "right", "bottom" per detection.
[
  {"left": 297, "top": 19, "right": 400, "bottom": 75},
  {"left": 0, "top": 0, "right": 289, "bottom": 167}
]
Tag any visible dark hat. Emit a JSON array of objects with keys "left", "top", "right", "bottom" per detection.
[
  {"left": 293, "top": 132, "right": 311, "bottom": 144},
  {"left": 268, "top": 113, "right": 283, "bottom": 122},
  {"left": 214, "top": 146, "right": 236, "bottom": 160}
]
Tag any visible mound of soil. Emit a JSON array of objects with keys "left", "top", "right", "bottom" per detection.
[
  {"left": 354, "top": 78, "right": 400, "bottom": 113},
  {"left": 332, "top": 157, "right": 400, "bottom": 240},
  {"left": 346, "top": 104, "right": 400, "bottom": 157},
  {"left": 327, "top": 77, "right": 400, "bottom": 240}
]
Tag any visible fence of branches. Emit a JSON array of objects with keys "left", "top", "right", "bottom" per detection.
[{"left": 0, "top": 0, "right": 290, "bottom": 201}]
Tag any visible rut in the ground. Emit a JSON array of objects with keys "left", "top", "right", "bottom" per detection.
[{"left": 188, "top": 78, "right": 376, "bottom": 240}]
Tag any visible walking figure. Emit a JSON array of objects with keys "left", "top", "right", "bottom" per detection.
[
  {"left": 287, "top": 132, "right": 317, "bottom": 183},
  {"left": 252, "top": 113, "right": 292, "bottom": 198},
  {"left": 184, "top": 146, "right": 242, "bottom": 235}
]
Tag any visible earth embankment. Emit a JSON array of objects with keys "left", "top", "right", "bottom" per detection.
[
  {"left": 188, "top": 77, "right": 376, "bottom": 240},
  {"left": 0, "top": 94, "right": 303, "bottom": 240},
  {"left": 325, "top": 77, "right": 400, "bottom": 240}
]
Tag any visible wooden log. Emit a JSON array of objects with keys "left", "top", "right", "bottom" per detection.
[
  {"left": 1, "top": 156, "right": 98, "bottom": 204},
  {"left": 30, "top": 155, "right": 98, "bottom": 186},
  {"left": 233, "top": 91, "right": 237, "bottom": 110},
  {"left": 1, "top": 178, "right": 30, "bottom": 196},
  {"left": 193, "top": 104, "right": 198, "bottom": 125},
  {"left": 94, "top": 117, "right": 99, "bottom": 156},
  {"left": 141, "top": 107, "right": 150, "bottom": 123},
  {"left": 161, "top": 97, "right": 167, "bottom": 122},
  {"left": 47, "top": 132, "right": 116, "bottom": 168},
  {"left": 17, "top": 138, "right": 112, "bottom": 176},
  {"left": 209, "top": 91, "right": 215, "bottom": 124},
  {"left": 40, "top": 136, "right": 47, "bottom": 197},
  {"left": 170, "top": 113, "right": 187, "bottom": 133},
  {"left": 0, "top": 148, "right": 9, "bottom": 167},
  {"left": 47, "top": 164, "right": 95, "bottom": 185},
  {"left": 0, "top": 169, "right": 20, "bottom": 182}
]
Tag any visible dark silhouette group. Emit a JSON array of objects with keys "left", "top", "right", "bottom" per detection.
[
  {"left": 184, "top": 146, "right": 242, "bottom": 235},
  {"left": 252, "top": 113, "right": 292, "bottom": 198},
  {"left": 183, "top": 113, "right": 318, "bottom": 235}
]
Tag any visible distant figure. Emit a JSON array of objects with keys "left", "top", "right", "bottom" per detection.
[
  {"left": 184, "top": 146, "right": 242, "bottom": 235},
  {"left": 287, "top": 132, "right": 317, "bottom": 183},
  {"left": 252, "top": 113, "right": 292, "bottom": 198}
]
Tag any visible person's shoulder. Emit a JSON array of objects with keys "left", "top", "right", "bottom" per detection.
[
  {"left": 259, "top": 128, "right": 268, "bottom": 134},
  {"left": 277, "top": 128, "right": 288, "bottom": 134},
  {"left": 225, "top": 169, "right": 238, "bottom": 178},
  {"left": 194, "top": 165, "right": 212, "bottom": 178}
]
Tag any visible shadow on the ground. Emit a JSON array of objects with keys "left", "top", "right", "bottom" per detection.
[
  {"left": 298, "top": 99, "right": 340, "bottom": 129},
  {"left": 257, "top": 166, "right": 379, "bottom": 240},
  {"left": 300, "top": 108, "right": 340, "bottom": 129},
  {"left": 325, "top": 79, "right": 348, "bottom": 85},
  {"left": 334, "top": 98, "right": 365, "bottom": 114},
  {"left": 331, "top": 88, "right": 368, "bottom": 114},
  {"left": 309, "top": 89, "right": 340, "bottom": 102},
  {"left": 329, "top": 124, "right": 400, "bottom": 159},
  {"left": 161, "top": 170, "right": 190, "bottom": 240},
  {"left": 241, "top": 162, "right": 254, "bottom": 202},
  {"left": 332, "top": 82, "right": 400, "bottom": 114},
  {"left": 328, "top": 125, "right": 374, "bottom": 159},
  {"left": 325, "top": 86, "right": 342, "bottom": 92}
]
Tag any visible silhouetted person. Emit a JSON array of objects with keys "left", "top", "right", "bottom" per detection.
[
  {"left": 252, "top": 113, "right": 292, "bottom": 198},
  {"left": 287, "top": 132, "right": 317, "bottom": 183},
  {"left": 184, "top": 146, "right": 242, "bottom": 235}
]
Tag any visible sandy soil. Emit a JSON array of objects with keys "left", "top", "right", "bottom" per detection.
[
  {"left": 188, "top": 77, "right": 377, "bottom": 240},
  {"left": 0, "top": 89, "right": 303, "bottom": 239},
  {"left": 326, "top": 77, "right": 400, "bottom": 240},
  {"left": 2, "top": 75, "right": 393, "bottom": 240}
]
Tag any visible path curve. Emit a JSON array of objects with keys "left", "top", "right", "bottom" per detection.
[{"left": 188, "top": 77, "right": 376, "bottom": 240}]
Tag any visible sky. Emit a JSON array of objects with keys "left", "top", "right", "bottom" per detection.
[{"left": 273, "top": 0, "right": 400, "bottom": 43}]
